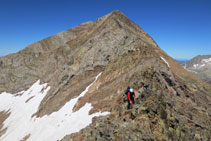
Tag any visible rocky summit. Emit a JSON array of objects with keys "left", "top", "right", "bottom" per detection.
[{"left": 0, "top": 10, "right": 211, "bottom": 141}]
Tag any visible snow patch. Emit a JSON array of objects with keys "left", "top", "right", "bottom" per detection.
[
  {"left": 187, "top": 69, "right": 198, "bottom": 74},
  {"left": 184, "top": 63, "right": 187, "bottom": 69},
  {"left": 202, "top": 58, "right": 211, "bottom": 63},
  {"left": 160, "top": 56, "right": 170, "bottom": 67},
  {"left": 0, "top": 72, "right": 109, "bottom": 141},
  {"left": 192, "top": 58, "right": 211, "bottom": 69},
  {"left": 193, "top": 64, "right": 199, "bottom": 69},
  {"left": 193, "top": 63, "right": 205, "bottom": 69}
]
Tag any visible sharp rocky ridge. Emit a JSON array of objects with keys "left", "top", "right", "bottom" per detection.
[{"left": 0, "top": 10, "right": 211, "bottom": 140}]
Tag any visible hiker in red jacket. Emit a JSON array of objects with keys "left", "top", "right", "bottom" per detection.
[{"left": 127, "top": 88, "right": 135, "bottom": 109}]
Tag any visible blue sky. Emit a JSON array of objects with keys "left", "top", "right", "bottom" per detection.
[{"left": 0, "top": 0, "right": 210, "bottom": 59}]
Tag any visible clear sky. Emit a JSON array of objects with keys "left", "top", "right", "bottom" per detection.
[{"left": 0, "top": 0, "right": 210, "bottom": 59}]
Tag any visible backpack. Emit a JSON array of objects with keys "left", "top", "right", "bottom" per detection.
[
  {"left": 144, "top": 83, "right": 149, "bottom": 89},
  {"left": 124, "top": 87, "right": 130, "bottom": 95}
]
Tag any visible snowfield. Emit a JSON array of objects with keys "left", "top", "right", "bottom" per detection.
[
  {"left": 160, "top": 56, "right": 170, "bottom": 68},
  {"left": 0, "top": 72, "right": 109, "bottom": 141},
  {"left": 202, "top": 58, "right": 211, "bottom": 63},
  {"left": 192, "top": 58, "right": 211, "bottom": 69},
  {"left": 187, "top": 69, "right": 198, "bottom": 74}
]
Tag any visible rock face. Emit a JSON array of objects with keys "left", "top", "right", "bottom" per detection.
[
  {"left": 182, "top": 55, "right": 211, "bottom": 84},
  {"left": 0, "top": 10, "right": 211, "bottom": 140}
]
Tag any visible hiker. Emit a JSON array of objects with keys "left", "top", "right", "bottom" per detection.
[
  {"left": 144, "top": 83, "right": 149, "bottom": 89},
  {"left": 127, "top": 88, "right": 136, "bottom": 109}
]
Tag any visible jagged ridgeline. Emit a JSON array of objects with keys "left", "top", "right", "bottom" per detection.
[{"left": 0, "top": 10, "right": 211, "bottom": 141}]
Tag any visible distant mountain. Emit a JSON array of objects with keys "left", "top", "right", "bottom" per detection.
[
  {"left": 182, "top": 55, "right": 211, "bottom": 84},
  {"left": 0, "top": 10, "right": 211, "bottom": 141}
]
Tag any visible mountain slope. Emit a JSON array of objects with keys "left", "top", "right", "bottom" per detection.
[
  {"left": 0, "top": 10, "right": 211, "bottom": 140},
  {"left": 182, "top": 55, "right": 211, "bottom": 84}
]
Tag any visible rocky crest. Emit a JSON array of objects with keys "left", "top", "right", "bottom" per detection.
[{"left": 0, "top": 10, "right": 211, "bottom": 140}]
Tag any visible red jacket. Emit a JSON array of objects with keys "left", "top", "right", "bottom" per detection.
[{"left": 127, "top": 92, "right": 135, "bottom": 102}]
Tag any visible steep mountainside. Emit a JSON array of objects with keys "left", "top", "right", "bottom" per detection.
[
  {"left": 0, "top": 10, "right": 211, "bottom": 140},
  {"left": 182, "top": 55, "right": 211, "bottom": 84}
]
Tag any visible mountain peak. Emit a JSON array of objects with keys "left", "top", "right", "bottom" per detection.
[
  {"left": 182, "top": 54, "right": 211, "bottom": 83},
  {"left": 110, "top": 9, "right": 126, "bottom": 16},
  {"left": 95, "top": 10, "right": 126, "bottom": 24},
  {"left": 0, "top": 10, "right": 211, "bottom": 141}
]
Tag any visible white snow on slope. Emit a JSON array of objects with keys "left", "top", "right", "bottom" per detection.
[
  {"left": 193, "top": 63, "right": 205, "bottom": 69},
  {"left": 0, "top": 72, "right": 109, "bottom": 141},
  {"left": 192, "top": 58, "right": 211, "bottom": 69},
  {"left": 202, "top": 58, "right": 211, "bottom": 63},
  {"left": 160, "top": 56, "right": 170, "bottom": 67},
  {"left": 187, "top": 69, "right": 198, "bottom": 74}
]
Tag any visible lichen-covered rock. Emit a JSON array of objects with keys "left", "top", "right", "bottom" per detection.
[{"left": 62, "top": 67, "right": 211, "bottom": 140}]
